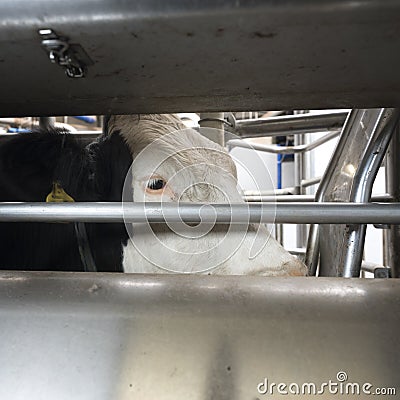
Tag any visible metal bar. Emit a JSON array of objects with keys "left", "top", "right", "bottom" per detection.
[
  {"left": 244, "top": 194, "right": 393, "bottom": 203},
  {"left": 342, "top": 108, "right": 400, "bottom": 277},
  {"left": 199, "top": 113, "right": 225, "bottom": 146},
  {"left": 245, "top": 195, "right": 316, "bottom": 202},
  {"left": 227, "top": 130, "right": 339, "bottom": 154},
  {"left": 243, "top": 188, "right": 297, "bottom": 196},
  {"left": 288, "top": 248, "right": 306, "bottom": 256},
  {"left": 0, "top": 202, "right": 400, "bottom": 224},
  {"left": 275, "top": 224, "right": 283, "bottom": 245},
  {"left": 361, "top": 261, "right": 386, "bottom": 274},
  {"left": 301, "top": 176, "right": 321, "bottom": 188},
  {"left": 39, "top": 117, "right": 55, "bottom": 130},
  {"left": 294, "top": 131, "right": 306, "bottom": 247},
  {"left": 0, "top": 272, "right": 399, "bottom": 399},
  {"left": 2, "top": 2, "right": 400, "bottom": 115},
  {"left": 305, "top": 110, "right": 367, "bottom": 275},
  {"left": 385, "top": 124, "right": 400, "bottom": 278},
  {"left": 235, "top": 111, "right": 348, "bottom": 137}
]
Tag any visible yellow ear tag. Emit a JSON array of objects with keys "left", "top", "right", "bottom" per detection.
[{"left": 46, "top": 182, "right": 75, "bottom": 203}]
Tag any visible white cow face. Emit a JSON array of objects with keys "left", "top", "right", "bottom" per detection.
[
  {"left": 109, "top": 114, "right": 307, "bottom": 276},
  {"left": 129, "top": 129, "right": 243, "bottom": 205}
]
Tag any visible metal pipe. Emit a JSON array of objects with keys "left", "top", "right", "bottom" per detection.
[
  {"left": 245, "top": 195, "right": 316, "bottom": 202},
  {"left": 288, "top": 248, "right": 306, "bottom": 256},
  {"left": 301, "top": 176, "right": 321, "bottom": 188},
  {"left": 305, "top": 110, "right": 361, "bottom": 275},
  {"left": 39, "top": 117, "right": 56, "bottom": 130},
  {"left": 243, "top": 188, "right": 297, "bottom": 196},
  {"left": 342, "top": 108, "right": 400, "bottom": 277},
  {"left": 385, "top": 123, "right": 400, "bottom": 278},
  {"left": 244, "top": 194, "right": 393, "bottom": 202},
  {"left": 361, "top": 261, "right": 386, "bottom": 274},
  {"left": 227, "top": 130, "right": 339, "bottom": 154},
  {"left": 0, "top": 202, "right": 400, "bottom": 224},
  {"left": 199, "top": 112, "right": 225, "bottom": 146},
  {"left": 235, "top": 111, "right": 348, "bottom": 138},
  {"left": 294, "top": 132, "right": 307, "bottom": 247},
  {"left": 275, "top": 224, "right": 283, "bottom": 245}
]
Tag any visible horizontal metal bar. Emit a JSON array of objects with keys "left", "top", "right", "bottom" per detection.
[
  {"left": 243, "top": 194, "right": 393, "bottom": 202},
  {"left": 227, "top": 130, "right": 339, "bottom": 154},
  {"left": 245, "top": 195, "right": 316, "bottom": 202},
  {"left": 301, "top": 176, "right": 321, "bottom": 188},
  {"left": 0, "top": 271, "right": 398, "bottom": 399},
  {"left": 0, "top": 202, "right": 399, "bottom": 224},
  {"left": 243, "top": 188, "right": 298, "bottom": 197},
  {"left": 288, "top": 248, "right": 306, "bottom": 255},
  {"left": 2, "top": 1, "right": 400, "bottom": 116},
  {"left": 361, "top": 261, "right": 386, "bottom": 274},
  {"left": 235, "top": 111, "right": 348, "bottom": 137}
]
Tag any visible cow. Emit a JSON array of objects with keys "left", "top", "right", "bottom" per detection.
[
  {"left": 109, "top": 114, "right": 307, "bottom": 276},
  {"left": 0, "top": 126, "right": 132, "bottom": 271},
  {"left": 0, "top": 114, "right": 306, "bottom": 276}
]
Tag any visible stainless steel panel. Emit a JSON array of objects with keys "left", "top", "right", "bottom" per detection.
[
  {"left": 1, "top": 1, "right": 400, "bottom": 115},
  {"left": 0, "top": 272, "right": 399, "bottom": 400}
]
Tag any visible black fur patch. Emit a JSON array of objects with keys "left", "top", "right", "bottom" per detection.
[{"left": 0, "top": 127, "right": 132, "bottom": 272}]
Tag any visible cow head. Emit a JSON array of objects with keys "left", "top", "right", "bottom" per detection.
[{"left": 109, "top": 114, "right": 307, "bottom": 276}]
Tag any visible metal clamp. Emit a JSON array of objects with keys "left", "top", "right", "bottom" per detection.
[{"left": 39, "top": 29, "right": 90, "bottom": 78}]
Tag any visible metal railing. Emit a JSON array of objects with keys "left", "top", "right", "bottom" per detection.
[
  {"left": 0, "top": 202, "right": 399, "bottom": 224},
  {"left": 227, "top": 130, "right": 339, "bottom": 154},
  {"left": 234, "top": 111, "right": 348, "bottom": 138}
]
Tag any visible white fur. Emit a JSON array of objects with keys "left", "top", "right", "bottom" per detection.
[{"left": 110, "top": 114, "right": 307, "bottom": 276}]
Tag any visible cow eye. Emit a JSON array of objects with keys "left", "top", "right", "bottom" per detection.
[{"left": 147, "top": 178, "right": 166, "bottom": 191}]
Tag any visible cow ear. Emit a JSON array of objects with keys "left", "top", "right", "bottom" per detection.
[
  {"left": 103, "top": 115, "right": 111, "bottom": 136},
  {"left": 91, "top": 133, "right": 132, "bottom": 201}
]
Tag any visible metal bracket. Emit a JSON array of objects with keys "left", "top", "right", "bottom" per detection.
[
  {"left": 38, "top": 28, "right": 92, "bottom": 78},
  {"left": 374, "top": 268, "right": 391, "bottom": 278}
]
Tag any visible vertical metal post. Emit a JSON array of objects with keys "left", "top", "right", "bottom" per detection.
[
  {"left": 199, "top": 113, "right": 225, "bottom": 146},
  {"left": 305, "top": 110, "right": 375, "bottom": 276},
  {"left": 385, "top": 123, "right": 400, "bottom": 277},
  {"left": 342, "top": 109, "right": 399, "bottom": 277},
  {"left": 39, "top": 117, "right": 55, "bottom": 130},
  {"left": 305, "top": 112, "right": 354, "bottom": 275},
  {"left": 275, "top": 224, "right": 284, "bottom": 245},
  {"left": 294, "top": 133, "right": 308, "bottom": 248}
]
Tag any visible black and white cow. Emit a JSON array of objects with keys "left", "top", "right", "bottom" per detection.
[
  {"left": 0, "top": 114, "right": 306, "bottom": 276},
  {"left": 0, "top": 125, "right": 132, "bottom": 272}
]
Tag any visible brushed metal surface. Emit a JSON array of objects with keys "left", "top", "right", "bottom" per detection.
[
  {"left": 1, "top": 202, "right": 400, "bottom": 223},
  {"left": 1, "top": 1, "right": 400, "bottom": 115},
  {"left": 318, "top": 109, "right": 383, "bottom": 276},
  {"left": 0, "top": 272, "right": 399, "bottom": 399}
]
